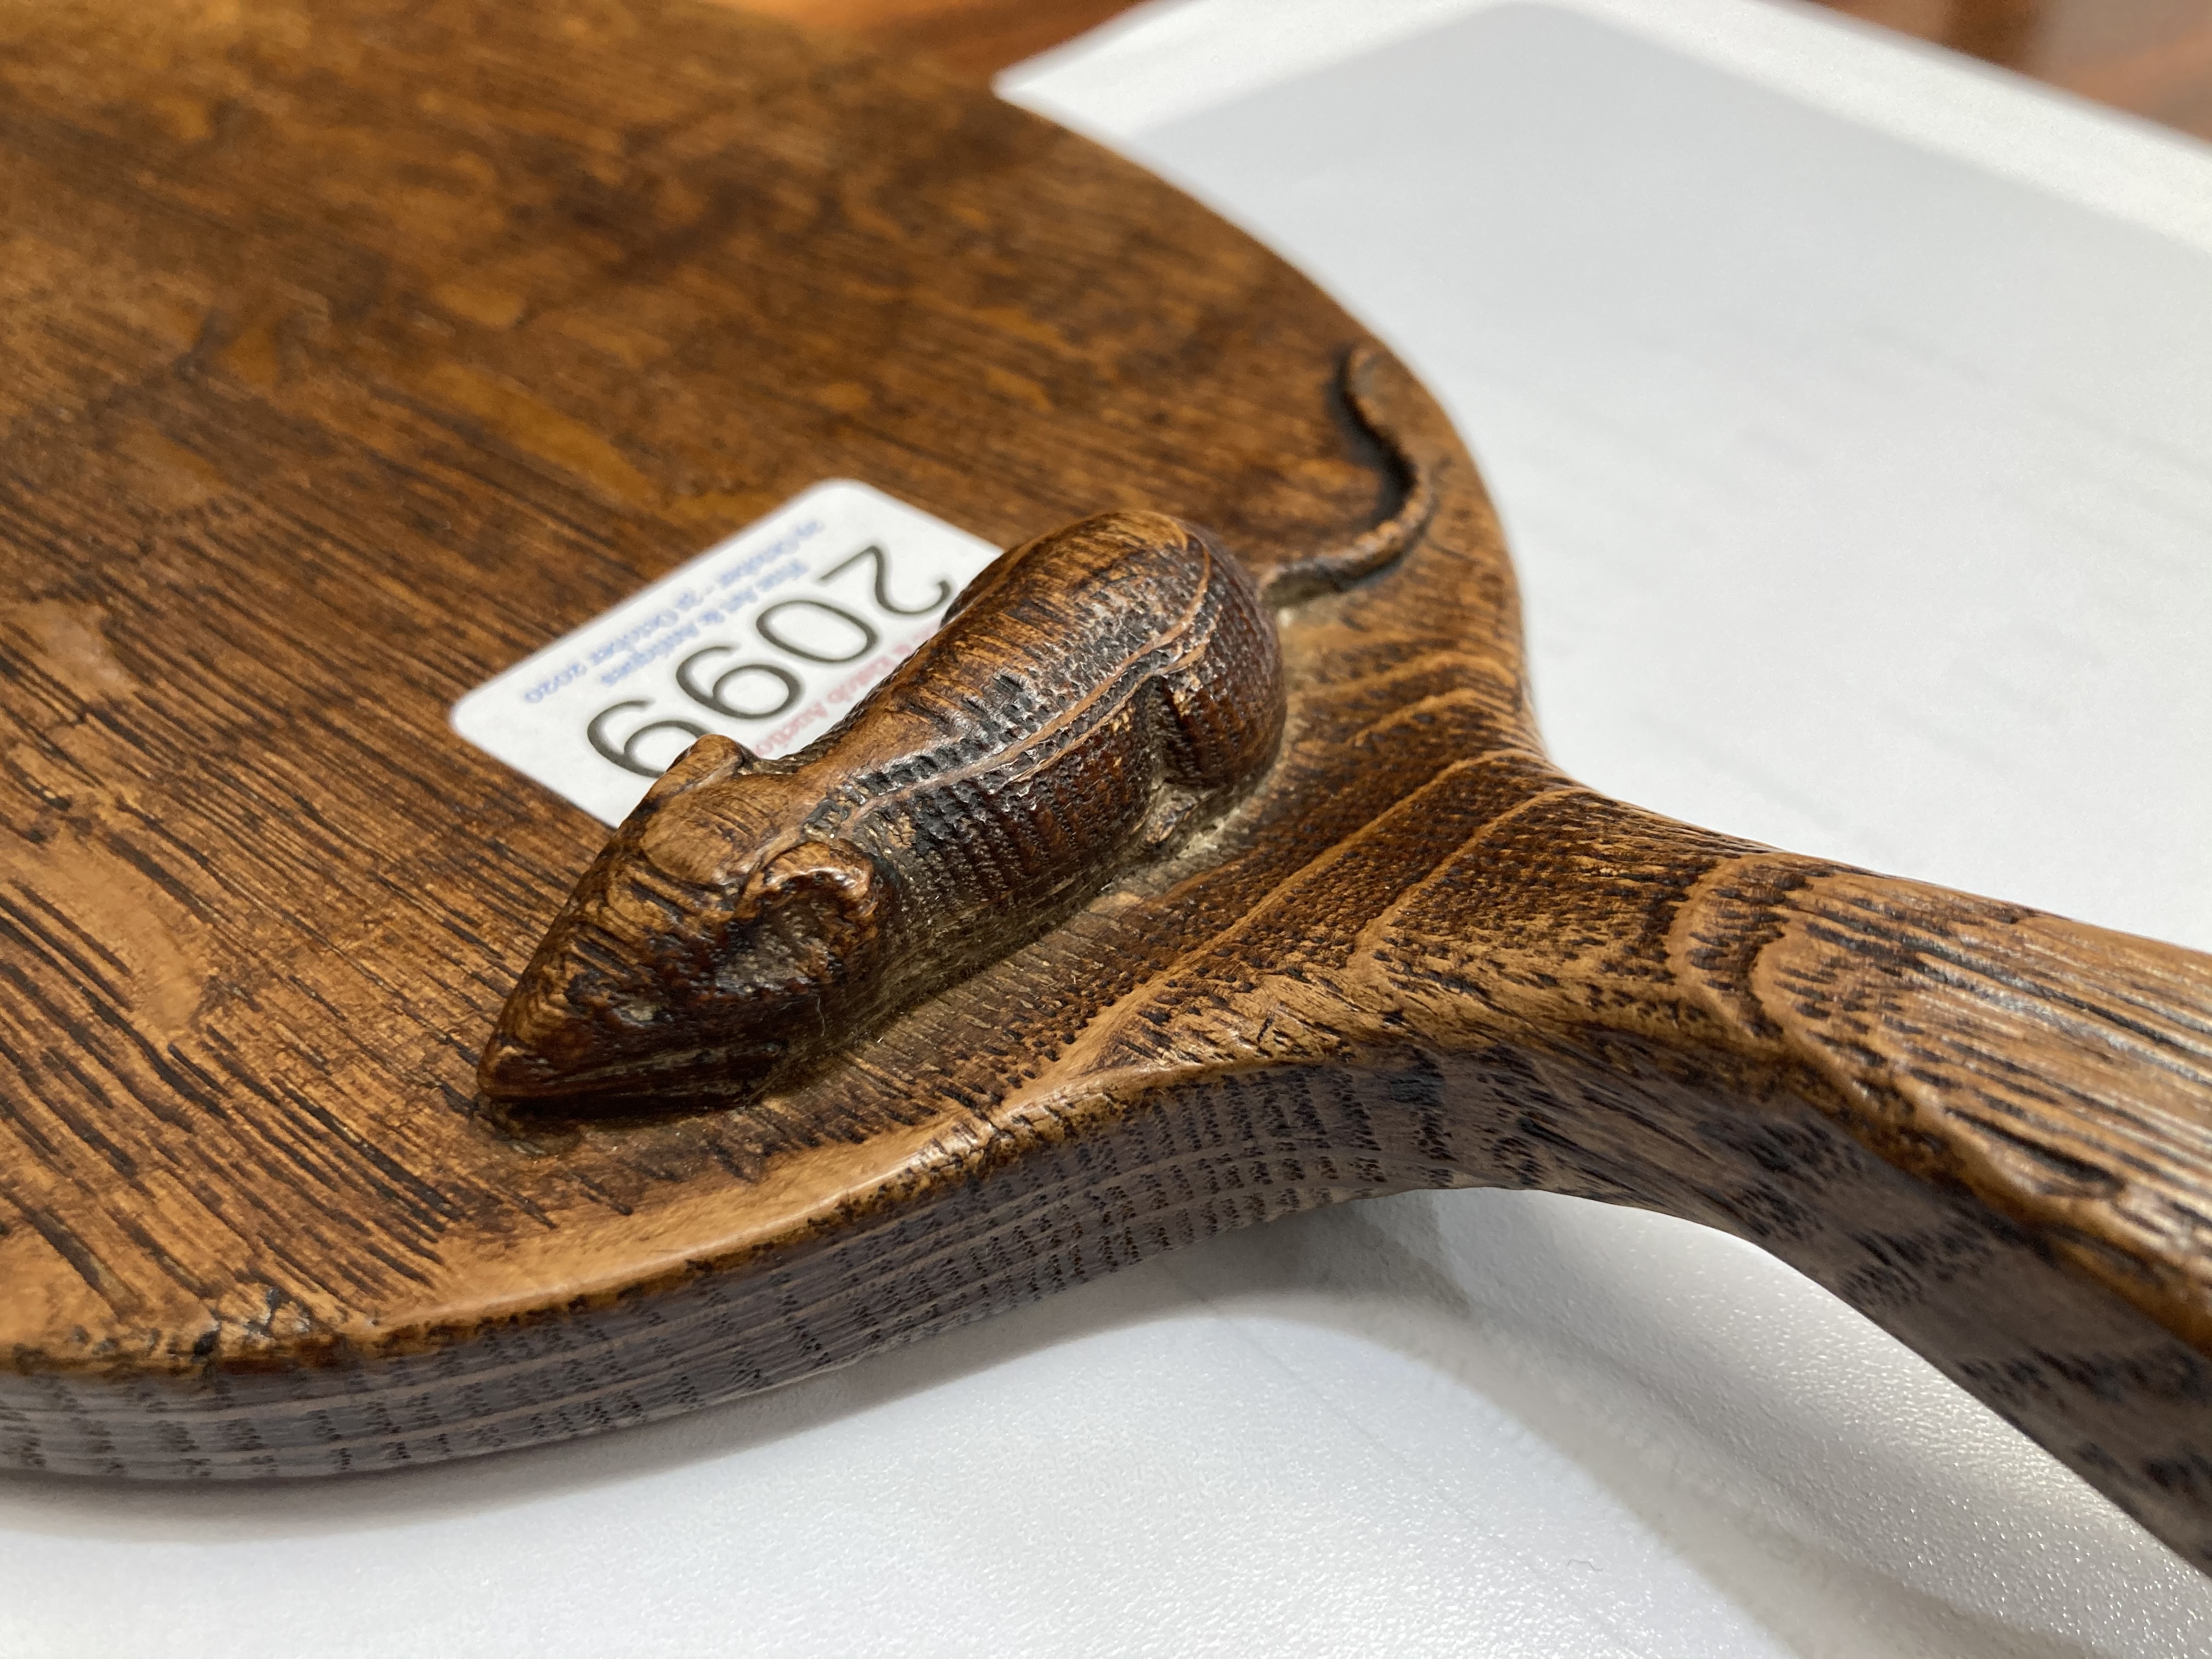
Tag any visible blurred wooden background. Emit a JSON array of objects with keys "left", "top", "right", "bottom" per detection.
[
  {"left": 729, "top": 0, "right": 2212, "bottom": 142},
  {"left": 1824, "top": 0, "right": 2212, "bottom": 138}
]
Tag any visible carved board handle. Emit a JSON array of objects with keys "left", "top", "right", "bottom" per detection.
[{"left": 1331, "top": 762, "right": 2212, "bottom": 1555}]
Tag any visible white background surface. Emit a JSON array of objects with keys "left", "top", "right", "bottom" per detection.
[
  {"left": 10, "top": 2, "right": 2212, "bottom": 1654},
  {"left": 1010, "top": 0, "right": 2212, "bottom": 953}
]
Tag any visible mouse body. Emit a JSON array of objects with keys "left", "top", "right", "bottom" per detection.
[
  {"left": 480, "top": 345, "right": 1435, "bottom": 1115},
  {"left": 482, "top": 510, "right": 1283, "bottom": 1110}
]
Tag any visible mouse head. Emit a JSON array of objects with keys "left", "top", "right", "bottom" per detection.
[{"left": 479, "top": 735, "right": 891, "bottom": 1115}]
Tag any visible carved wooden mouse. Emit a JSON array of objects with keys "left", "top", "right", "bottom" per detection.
[{"left": 479, "top": 345, "right": 1436, "bottom": 1114}]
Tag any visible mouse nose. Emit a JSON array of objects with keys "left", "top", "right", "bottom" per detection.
[
  {"left": 476, "top": 962, "right": 627, "bottom": 1105},
  {"left": 476, "top": 993, "right": 690, "bottom": 1111},
  {"left": 476, "top": 860, "right": 776, "bottom": 1113},
  {"left": 477, "top": 903, "right": 670, "bottom": 1107},
  {"left": 477, "top": 1027, "right": 562, "bottom": 1101}
]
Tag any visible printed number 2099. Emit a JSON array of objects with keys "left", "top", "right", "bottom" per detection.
[{"left": 585, "top": 543, "right": 960, "bottom": 778}]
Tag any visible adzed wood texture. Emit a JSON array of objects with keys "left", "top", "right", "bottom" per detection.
[{"left": 3, "top": 0, "right": 2212, "bottom": 1578}]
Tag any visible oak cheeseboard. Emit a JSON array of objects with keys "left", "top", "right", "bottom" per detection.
[{"left": 5, "top": 0, "right": 2212, "bottom": 1581}]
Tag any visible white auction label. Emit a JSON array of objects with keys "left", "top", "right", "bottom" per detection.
[{"left": 452, "top": 481, "right": 1003, "bottom": 825}]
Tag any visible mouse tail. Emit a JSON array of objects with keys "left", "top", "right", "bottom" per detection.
[{"left": 1263, "top": 341, "right": 1448, "bottom": 606}]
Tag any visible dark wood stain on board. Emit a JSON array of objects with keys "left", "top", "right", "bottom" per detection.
[{"left": 4, "top": 0, "right": 2212, "bottom": 1580}]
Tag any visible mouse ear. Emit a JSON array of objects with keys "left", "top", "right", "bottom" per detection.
[
  {"left": 752, "top": 838, "right": 881, "bottom": 930},
  {"left": 639, "top": 732, "right": 755, "bottom": 811}
]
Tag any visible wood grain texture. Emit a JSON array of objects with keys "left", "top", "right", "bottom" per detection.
[
  {"left": 721, "top": 0, "right": 1141, "bottom": 81},
  {"left": 3, "top": 0, "right": 2212, "bottom": 1582}
]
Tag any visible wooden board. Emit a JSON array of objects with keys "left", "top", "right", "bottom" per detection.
[
  {"left": 7, "top": 0, "right": 2212, "bottom": 1583},
  {"left": 0, "top": 0, "right": 1397, "bottom": 1433}
]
